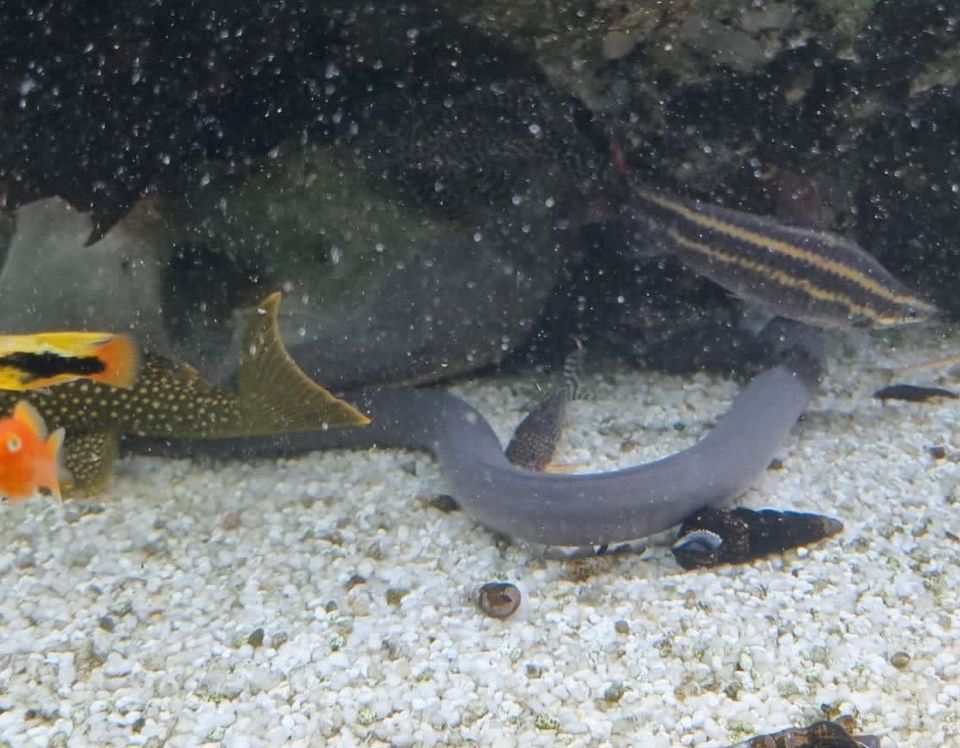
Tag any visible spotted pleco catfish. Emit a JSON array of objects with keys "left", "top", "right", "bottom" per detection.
[{"left": 0, "top": 293, "right": 369, "bottom": 494}]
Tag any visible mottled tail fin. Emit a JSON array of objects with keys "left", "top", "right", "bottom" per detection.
[
  {"left": 505, "top": 342, "right": 586, "bottom": 471},
  {"left": 236, "top": 292, "right": 370, "bottom": 433}
]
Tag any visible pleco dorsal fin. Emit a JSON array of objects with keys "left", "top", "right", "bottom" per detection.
[
  {"left": 62, "top": 431, "right": 118, "bottom": 495},
  {"left": 236, "top": 292, "right": 370, "bottom": 433}
]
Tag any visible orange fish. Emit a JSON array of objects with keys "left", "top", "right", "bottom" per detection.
[
  {"left": 0, "top": 400, "right": 68, "bottom": 501},
  {"left": 0, "top": 331, "right": 139, "bottom": 391}
]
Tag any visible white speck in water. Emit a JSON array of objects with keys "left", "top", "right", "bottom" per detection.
[
  {"left": 19, "top": 77, "right": 36, "bottom": 95},
  {"left": 324, "top": 62, "right": 340, "bottom": 79},
  {"left": 374, "top": 243, "right": 385, "bottom": 253},
  {"left": 161, "top": 153, "right": 171, "bottom": 165},
  {"left": 473, "top": 232, "right": 483, "bottom": 242},
  {"left": 545, "top": 197, "right": 555, "bottom": 208},
  {"left": 330, "top": 246, "right": 343, "bottom": 264},
  {"left": 617, "top": 295, "right": 625, "bottom": 304},
  {"left": 528, "top": 123, "right": 541, "bottom": 137},
  {"left": 199, "top": 173, "right": 211, "bottom": 187},
  {"left": 298, "top": 326, "right": 307, "bottom": 338},
  {"left": 511, "top": 195, "right": 523, "bottom": 206}
]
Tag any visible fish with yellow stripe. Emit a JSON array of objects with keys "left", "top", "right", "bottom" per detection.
[
  {"left": 0, "top": 331, "right": 139, "bottom": 391},
  {"left": 628, "top": 185, "right": 937, "bottom": 329},
  {"left": 0, "top": 292, "right": 369, "bottom": 496}
]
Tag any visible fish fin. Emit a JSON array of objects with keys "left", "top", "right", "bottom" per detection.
[
  {"left": 45, "top": 427, "right": 67, "bottom": 501},
  {"left": 235, "top": 292, "right": 370, "bottom": 432},
  {"left": 89, "top": 333, "right": 140, "bottom": 388},
  {"left": 505, "top": 345, "right": 584, "bottom": 471},
  {"left": 12, "top": 400, "right": 49, "bottom": 440},
  {"left": 62, "top": 431, "right": 119, "bottom": 496}
]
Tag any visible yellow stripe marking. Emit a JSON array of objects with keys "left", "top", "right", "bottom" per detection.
[
  {"left": 638, "top": 189, "right": 927, "bottom": 309},
  {"left": 667, "top": 230, "right": 900, "bottom": 325}
]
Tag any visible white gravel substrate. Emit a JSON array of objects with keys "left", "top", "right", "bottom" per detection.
[{"left": 2, "top": 325, "right": 959, "bottom": 747}]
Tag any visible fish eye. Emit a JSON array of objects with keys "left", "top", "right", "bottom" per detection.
[{"left": 5, "top": 434, "right": 22, "bottom": 454}]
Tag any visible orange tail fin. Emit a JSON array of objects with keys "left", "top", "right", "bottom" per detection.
[{"left": 89, "top": 334, "right": 140, "bottom": 389}]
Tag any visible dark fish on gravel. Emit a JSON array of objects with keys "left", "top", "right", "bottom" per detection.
[{"left": 672, "top": 506, "right": 843, "bottom": 570}]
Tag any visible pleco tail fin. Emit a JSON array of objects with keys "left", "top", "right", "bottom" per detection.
[{"left": 236, "top": 292, "right": 370, "bottom": 433}]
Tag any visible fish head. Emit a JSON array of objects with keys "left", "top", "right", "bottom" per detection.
[
  {"left": 1, "top": 403, "right": 43, "bottom": 457},
  {"left": 868, "top": 295, "right": 939, "bottom": 328},
  {"left": 0, "top": 400, "right": 60, "bottom": 500},
  {"left": 0, "top": 411, "right": 40, "bottom": 497}
]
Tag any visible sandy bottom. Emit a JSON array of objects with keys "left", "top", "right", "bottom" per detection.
[{"left": 1, "top": 325, "right": 958, "bottom": 747}]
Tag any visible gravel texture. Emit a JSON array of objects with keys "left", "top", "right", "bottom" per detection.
[{"left": 1, "top": 326, "right": 958, "bottom": 747}]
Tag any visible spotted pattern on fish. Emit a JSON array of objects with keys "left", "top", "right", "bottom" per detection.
[{"left": 0, "top": 293, "right": 368, "bottom": 494}]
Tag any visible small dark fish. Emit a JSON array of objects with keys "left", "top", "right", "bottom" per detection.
[
  {"left": 731, "top": 715, "right": 884, "bottom": 747},
  {"left": 873, "top": 383, "right": 957, "bottom": 403},
  {"left": 505, "top": 344, "right": 584, "bottom": 471},
  {"left": 477, "top": 582, "right": 521, "bottom": 619},
  {"left": 672, "top": 506, "right": 843, "bottom": 570}
]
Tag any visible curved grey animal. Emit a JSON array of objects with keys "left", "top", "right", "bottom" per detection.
[{"left": 141, "top": 324, "right": 822, "bottom": 547}]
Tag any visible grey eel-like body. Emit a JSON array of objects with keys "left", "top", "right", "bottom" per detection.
[{"left": 143, "top": 322, "right": 823, "bottom": 547}]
